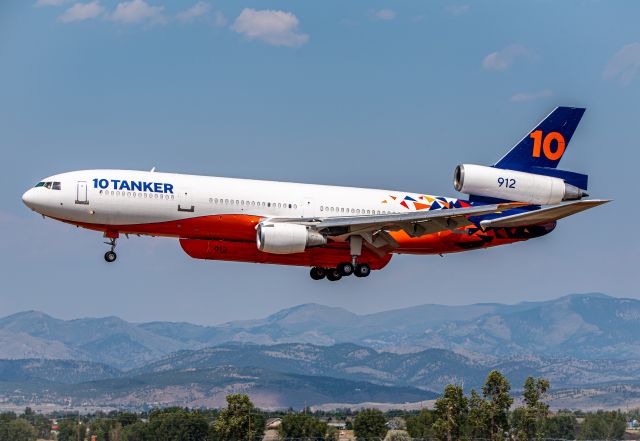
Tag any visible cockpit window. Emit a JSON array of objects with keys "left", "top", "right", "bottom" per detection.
[
  {"left": 44, "top": 182, "right": 52, "bottom": 189},
  {"left": 35, "top": 182, "right": 45, "bottom": 187},
  {"left": 52, "top": 182, "right": 61, "bottom": 190}
]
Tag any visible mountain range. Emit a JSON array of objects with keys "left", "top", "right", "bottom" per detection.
[
  {"left": 1, "top": 293, "right": 639, "bottom": 369},
  {"left": 1, "top": 293, "right": 639, "bottom": 409}
]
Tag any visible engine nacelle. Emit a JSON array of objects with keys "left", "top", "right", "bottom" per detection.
[
  {"left": 257, "top": 223, "right": 327, "bottom": 254},
  {"left": 454, "top": 164, "right": 586, "bottom": 205}
]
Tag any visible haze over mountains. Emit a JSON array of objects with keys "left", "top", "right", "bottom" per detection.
[
  {"left": 2, "top": 293, "right": 639, "bottom": 368},
  {"left": 1, "top": 293, "right": 639, "bottom": 409}
]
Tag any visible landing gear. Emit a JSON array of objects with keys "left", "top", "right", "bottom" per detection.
[
  {"left": 310, "top": 267, "right": 326, "bottom": 280},
  {"left": 310, "top": 264, "right": 371, "bottom": 281},
  {"left": 354, "top": 263, "right": 371, "bottom": 278},
  {"left": 337, "top": 262, "right": 354, "bottom": 277},
  {"left": 104, "top": 237, "right": 117, "bottom": 263},
  {"left": 326, "top": 268, "right": 342, "bottom": 282}
]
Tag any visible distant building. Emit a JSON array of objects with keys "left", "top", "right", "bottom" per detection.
[
  {"left": 628, "top": 419, "right": 638, "bottom": 429},
  {"left": 328, "top": 422, "right": 347, "bottom": 430}
]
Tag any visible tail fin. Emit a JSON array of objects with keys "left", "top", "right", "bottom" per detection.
[{"left": 494, "top": 106, "right": 586, "bottom": 171}]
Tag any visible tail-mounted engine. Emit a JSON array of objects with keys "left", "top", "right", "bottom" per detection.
[
  {"left": 257, "top": 223, "right": 327, "bottom": 254},
  {"left": 454, "top": 164, "right": 587, "bottom": 205}
]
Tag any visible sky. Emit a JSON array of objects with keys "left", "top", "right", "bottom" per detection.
[{"left": 0, "top": 0, "right": 638, "bottom": 325}]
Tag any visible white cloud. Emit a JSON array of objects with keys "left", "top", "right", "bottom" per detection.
[
  {"left": 482, "top": 44, "right": 531, "bottom": 71},
  {"left": 231, "top": 9, "right": 309, "bottom": 48},
  {"left": 369, "top": 9, "right": 396, "bottom": 21},
  {"left": 35, "top": 0, "right": 68, "bottom": 7},
  {"left": 603, "top": 42, "right": 640, "bottom": 86},
  {"left": 176, "top": 1, "right": 210, "bottom": 23},
  {"left": 447, "top": 5, "right": 471, "bottom": 16},
  {"left": 58, "top": 1, "right": 104, "bottom": 23},
  {"left": 510, "top": 89, "right": 553, "bottom": 103},
  {"left": 110, "top": 0, "right": 165, "bottom": 24}
]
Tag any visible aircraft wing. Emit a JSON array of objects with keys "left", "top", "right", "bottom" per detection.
[
  {"left": 479, "top": 199, "right": 610, "bottom": 228},
  {"left": 269, "top": 202, "right": 527, "bottom": 248}
]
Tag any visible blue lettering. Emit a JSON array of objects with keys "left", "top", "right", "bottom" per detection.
[
  {"left": 111, "top": 179, "right": 120, "bottom": 189},
  {"left": 131, "top": 181, "right": 142, "bottom": 191},
  {"left": 164, "top": 183, "right": 174, "bottom": 194},
  {"left": 153, "top": 183, "right": 162, "bottom": 193},
  {"left": 93, "top": 178, "right": 98, "bottom": 188},
  {"left": 143, "top": 182, "right": 153, "bottom": 192},
  {"left": 120, "top": 180, "right": 131, "bottom": 191},
  {"left": 99, "top": 179, "right": 109, "bottom": 189}
]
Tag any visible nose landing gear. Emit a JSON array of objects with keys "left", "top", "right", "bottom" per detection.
[{"left": 104, "top": 237, "right": 117, "bottom": 263}]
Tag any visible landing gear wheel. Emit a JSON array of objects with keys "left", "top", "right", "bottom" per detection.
[
  {"left": 354, "top": 263, "right": 371, "bottom": 278},
  {"left": 326, "top": 268, "right": 342, "bottom": 282},
  {"left": 104, "top": 251, "right": 117, "bottom": 263},
  {"left": 310, "top": 267, "right": 326, "bottom": 280},
  {"left": 337, "top": 262, "right": 354, "bottom": 277}
]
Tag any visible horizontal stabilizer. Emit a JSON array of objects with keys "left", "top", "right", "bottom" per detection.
[{"left": 480, "top": 200, "right": 610, "bottom": 228}]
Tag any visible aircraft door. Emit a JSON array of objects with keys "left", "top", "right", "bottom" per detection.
[
  {"left": 75, "top": 181, "right": 89, "bottom": 205},
  {"left": 178, "top": 187, "right": 195, "bottom": 213}
]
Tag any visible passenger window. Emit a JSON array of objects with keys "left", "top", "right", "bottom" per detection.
[
  {"left": 288, "top": 204, "right": 292, "bottom": 209},
  {"left": 320, "top": 206, "right": 324, "bottom": 211}
]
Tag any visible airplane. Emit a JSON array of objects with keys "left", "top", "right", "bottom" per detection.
[{"left": 21, "top": 107, "right": 608, "bottom": 281}]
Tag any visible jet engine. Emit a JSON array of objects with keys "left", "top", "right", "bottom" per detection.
[
  {"left": 257, "top": 223, "right": 327, "bottom": 254},
  {"left": 453, "top": 164, "right": 587, "bottom": 205}
]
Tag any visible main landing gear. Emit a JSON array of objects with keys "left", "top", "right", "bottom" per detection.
[
  {"left": 104, "top": 237, "right": 117, "bottom": 263},
  {"left": 309, "top": 263, "right": 371, "bottom": 281},
  {"left": 309, "top": 235, "right": 371, "bottom": 281}
]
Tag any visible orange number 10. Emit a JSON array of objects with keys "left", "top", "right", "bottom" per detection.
[{"left": 530, "top": 130, "right": 566, "bottom": 161}]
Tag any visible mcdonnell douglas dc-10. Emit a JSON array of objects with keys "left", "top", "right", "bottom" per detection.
[{"left": 22, "top": 107, "right": 608, "bottom": 281}]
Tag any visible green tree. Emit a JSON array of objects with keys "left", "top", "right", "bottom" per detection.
[
  {"left": 117, "top": 412, "right": 139, "bottom": 427},
  {"left": 0, "top": 412, "right": 18, "bottom": 441},
  {"left": 90, "top": 418, "right": 118, "bottom": 441},
  {"left": 57, "top": 419, "right": 87, "bottom": 441},
  {"left": 432, "top": 384, "right": 468, "bottom": 441},
  {"left": 406, "top": 409, "right": 435, "bottom": 439},
  {"left": 467, "top": 389, "right": 491, "bottom": 440},
  {"left": 482, "top": 370, "right": 513, "bottom": 440},
  {"left": 213, "top": 394, "right": 264, "bottom": 441},
  {"left": 578, "top": 411, "right": 626, "bottom": 440},
  {"left": 4, "top": 419, "right": 37, "bottom": 441},
  {"left": 353, "top": 409, "right": 387, "bottom": 441},
  {"left": 121, "top": 421, "right": 149, "bottom": 441},
  {"left": 511, "top": 376, "right": 550, "bottom": 440},
  {"left": 544, "top": 413, "right": 576, "bottom": 440},
  {"left": 279, "top": 413, "right": 328, "bottom": 440},
  {"left": 145, "top": 408, "right": 209, "bottom": 441}
]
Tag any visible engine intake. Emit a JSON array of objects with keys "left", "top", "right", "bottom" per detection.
[
  {"left": 257, "top": 223, "right": 327, "bottom": 254},
  {"left": 454, "top": 164, "right": 587, "bottom": 205}
]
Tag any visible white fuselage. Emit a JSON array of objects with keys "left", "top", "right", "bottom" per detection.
[{"left": 22, "top": 169, "right": 461, "bottom": 229}]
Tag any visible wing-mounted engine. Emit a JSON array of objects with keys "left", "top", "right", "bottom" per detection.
[
  {"left": 453, "top": 164, "right": 587, "bottom": 205},
  {"left": 257, "top": 223, "right": 327, "bottom": 254}
]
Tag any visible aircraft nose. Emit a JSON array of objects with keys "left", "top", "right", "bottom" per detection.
[{"left": 22, "top": 188, "right": 36, "bottom": 209}]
